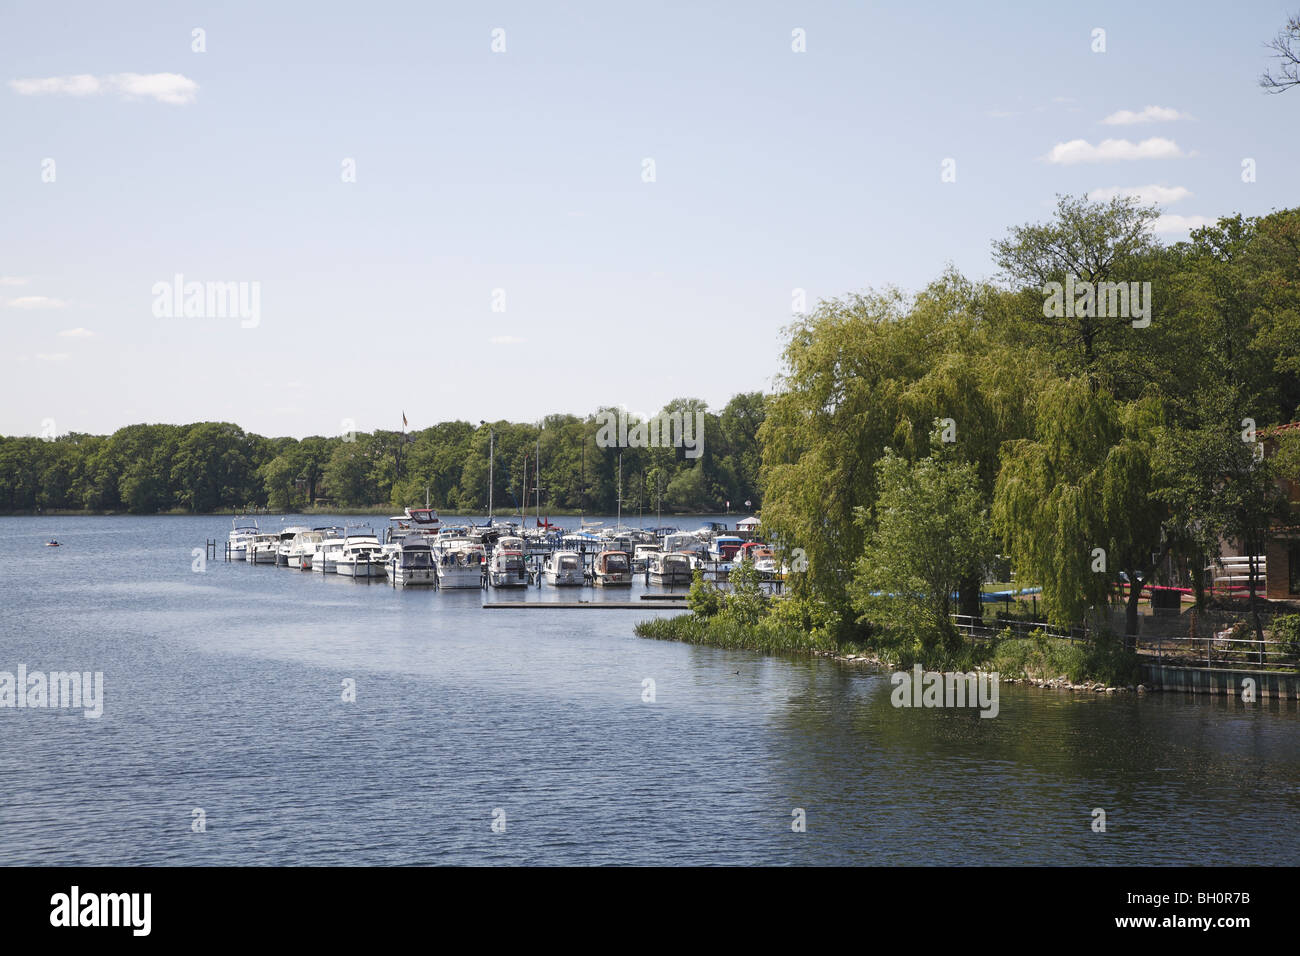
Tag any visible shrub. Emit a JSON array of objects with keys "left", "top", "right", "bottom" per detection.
[
  {"left": 1270, "top": 614, "right": 1300, "bottom": 662},
  {"left": 685, "top": 570, "right": 723, "bottom": 617}
]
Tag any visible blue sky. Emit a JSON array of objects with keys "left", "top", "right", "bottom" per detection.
[{"left": 2, "top": 1, "right": 1297, "bottom": 439}]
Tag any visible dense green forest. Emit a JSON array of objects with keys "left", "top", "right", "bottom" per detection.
[{"left": 0, "top": 394, "right": 766, "bottom": 516}]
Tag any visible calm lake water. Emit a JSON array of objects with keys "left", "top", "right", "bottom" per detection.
[{"left": 2, "top": 514, "right": 1298, "bottom": 866}]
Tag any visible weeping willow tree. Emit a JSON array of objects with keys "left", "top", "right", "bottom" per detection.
[
  {"left": 758, "top": 288, "right": 921, "bottom": 614},
  {"left": 993, "top": 377, "right": 1167, "bottom": 643},
  {"left": 890, "top": 279, "right": 1041, "bottom": 616}
]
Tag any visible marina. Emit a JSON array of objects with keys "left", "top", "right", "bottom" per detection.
[{"left": 218, "top": 506, "right": 782, "bottom": 596}]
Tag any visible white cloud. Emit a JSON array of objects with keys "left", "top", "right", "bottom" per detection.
[
  {"left": 1102, "top": 105, "right": 1192, "bottom": 125},
  {"left": 58, "top": 327, "right": 94, "bottom": 338},
  {"left": 1153, "top": 214, "right": 1214, "bottom": 234},
  {"left": 9, "top": 72, "right": 198, "bottom": 105},
  {"left": 1044, "top": 137, "right": 1186, "bottom": 164},
  {"left": 9, "top": 74, "right": 102, "bottom": 96},
  {"left": 1088, "top": 184, "right": 1192, "bottom": 205},
  {"left": 489, "top": 335, "right": 525, "bottom": 345},
  {"left": 0, "top": 276, "right": 28, "bottom": 287},
  {"left": 7, "top": 296, "right": 67, "bottom": 309},
  {"left": 35, "top": 353, "right": 71, "bottom": 362}
]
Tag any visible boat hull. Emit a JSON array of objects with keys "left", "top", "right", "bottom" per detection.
[
  {"left": 648, "top": 570, "right": 693, "bottom": 586},
  {"left": 544, "top": 570, "right": 585, "bottom": 586},
  {"left": 436, "top": 566, "right": 482, "bottom": 589},
  {"left": 389, "top": 566, "right": 436, "bottom": 587}
]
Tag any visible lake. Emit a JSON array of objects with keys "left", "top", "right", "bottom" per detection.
[{"left": 2, "top": 514, "right": 1297, "bottom": 865}]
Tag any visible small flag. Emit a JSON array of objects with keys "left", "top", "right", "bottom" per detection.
[{"left": 402, "top": 411, "right": 408, "bottom": 427}]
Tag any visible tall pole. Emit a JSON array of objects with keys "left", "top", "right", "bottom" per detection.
[
  {"left": 617, "top": 452, "right": 622, "bottom": 531},
  {"left": 488, "top": 427, "right": 494, "bottom": 520},
  {"left": 535, "top": 437, "right": 540, "bottom": 527}
]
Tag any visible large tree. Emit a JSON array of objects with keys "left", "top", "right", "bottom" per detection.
[
  {"left": 992, "top": 194, "right": 1162, "bottom": 391},
  {"left": 994, "top": 377, "right": 1167, "bottom": 642}
]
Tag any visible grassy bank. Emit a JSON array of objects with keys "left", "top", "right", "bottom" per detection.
[
  {"left": 637, "top": 611, "right": 1140, "bottom": 685},
  {"left": 633, "top": 614, "right": 853, "bottom": 655},
  {"left": 635, "top": 569, "right": 1140, "bottom": 684}
]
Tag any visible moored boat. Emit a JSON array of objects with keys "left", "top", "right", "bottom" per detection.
[
  {"left": 488, "top": 543, "right": 528, "bottom": 588},
  {"left": 647, "top": 551, "right": 694, "bottom": 586},
  {"left": 387, "top": 538, "right": 437, "bottom": 587},
  {"left": 276, "top": 526, "right": 312, "bottom": 566},
  {"left": 228, "top": 516, "right": 260, "bottom": 561},
  {"left": 708, "top": 535, "right": 744, "bottom": 563},
  {"left": 247, "top": 533, "right": 281, "bottom": 564},
  {"left": 543, "top": 550, "right": 584, "bottom": 586},
  {"left": 434, "top": 537, "right": 485, "bottom": 589},
  {"left": 312, "top": 537, "right": 347, "bottom": 573},
  {"left": 337, "top": 533, "right": 385, "bottom": 579},
  {"left": 592, "top": 549, "right": 632, "bottom": 587}
]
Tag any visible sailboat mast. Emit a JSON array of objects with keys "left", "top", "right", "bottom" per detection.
[
  {"left": 488, "top": 427, "right": 494, "bottom": 519},
  {"left": 535, "top": 438, "right": 540, "bottom": 526},
  {"left": 617, "top": 452, "right": 622, "bottom": 530}
]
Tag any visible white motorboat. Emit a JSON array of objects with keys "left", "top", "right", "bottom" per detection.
[
  {"left": 434, "top": 537, "right": 485, "bottom": 589},
  {"left": 276, "top": 526, "right": 312, "bottom": 566},
  {"left": 592, "top": 550, "right": 632, "bottom": 587},
  {"left": 384, "top": 508, "right": 441, "bottom": 549},
  {"left": 228, "top": 516, "right": 260, "bottom": 561},
  {"left": 336, "top": 533, "right": 385, "bottom": 579},
  {"left": 543, "top": 550, "right": 584, "bottom": 586},
  {"left": 246, "top": 533, "right": 281, "bottom": 564},
  {"left": 312, "top": 537, "right": 347, "bottom": 573},
  {"left": 647, "top": 551, "right": 694, "bottom": 586},
  {"left": 286, "top": 528, "right": 340, "bottom": 570},
  {"left": 631, "top": 543, "right": 661, "bottom": 573},
  {"left": 488, "top": 544, "right": 528, "bottom": 588},
  {"left": 387, "top": 538, "right": 437, "bottom": 587}
]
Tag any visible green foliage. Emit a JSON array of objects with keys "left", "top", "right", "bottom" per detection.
[
  {"left": 634, "top": 608, "right": 839, "bottom": 655},
  {"left": 723, "top": 560, "right": 769, "bottom": 626},
  {"left": 850, "top": 441, "right": 994, "bottom": 658},
  {"left": 988, "top": 629, "right": 1137, "bottom": 685},
  {"left": 0, "top": 395, "right": 767, "bottom": 514},
  {"left": 993, "top": 378, "right": 1166, "bottom": 629},
  {"left": 1271, "top": 614, "right": 1300, "bottom": 659},
  {"left": 685, "top": 570, "right": 724, "bottom": 617}
]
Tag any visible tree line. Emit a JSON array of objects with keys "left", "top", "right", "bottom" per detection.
[{"left": 0, "top": 394, "right": 765, "bottom": 517}]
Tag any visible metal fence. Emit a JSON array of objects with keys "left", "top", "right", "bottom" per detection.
[
  {"left": 950, "top": 614, "right": 1080, "bottom": 644},
  {"left": 952, "top": 613, "right": 1299, "bottom": 671},
  {"left": 1137, "top": 631, "right": 1298, "bottom": 671}
]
